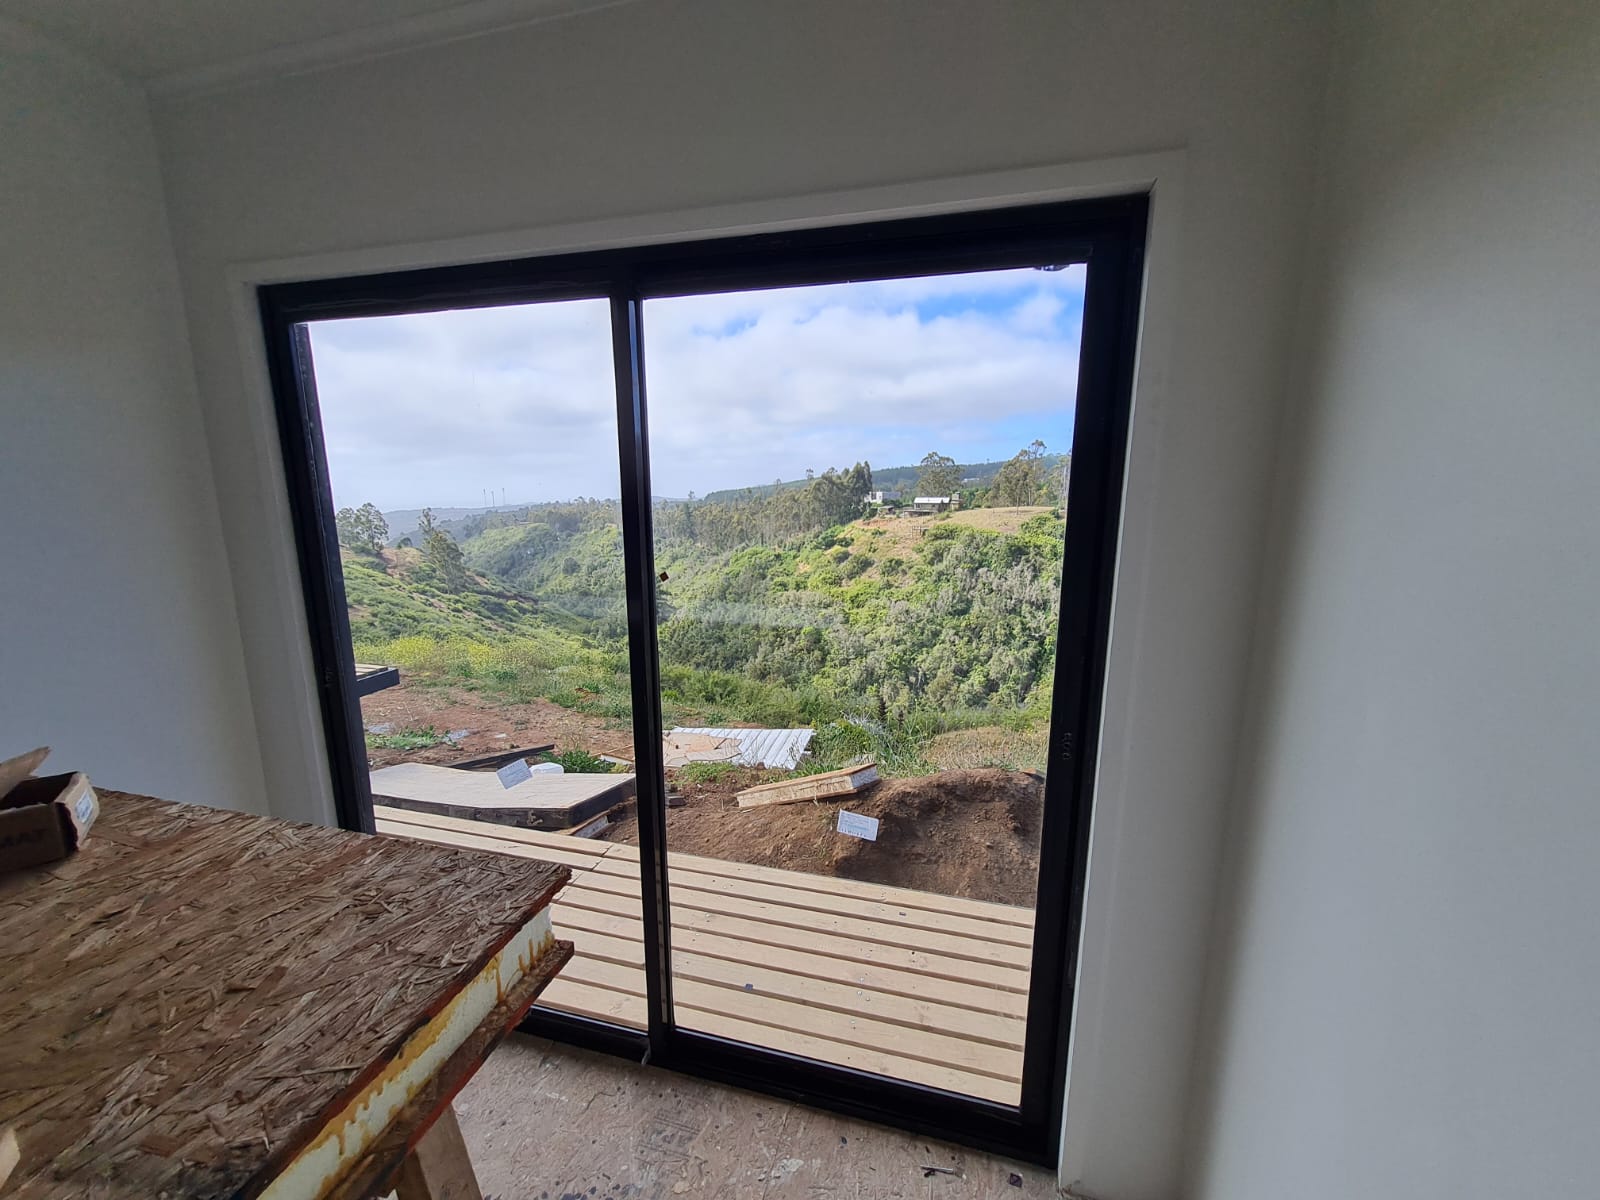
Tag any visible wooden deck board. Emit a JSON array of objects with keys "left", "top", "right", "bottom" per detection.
[{"left": 377, "top": 805, "right": 1028, "bottom": 1103}]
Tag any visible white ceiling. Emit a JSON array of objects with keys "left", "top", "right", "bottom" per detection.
[{"left": 0, "top": 0, "right": 627, "bottom": 94}]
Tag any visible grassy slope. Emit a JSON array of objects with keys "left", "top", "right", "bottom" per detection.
[{"left": 348, "top": 506, "right": 1064, "bottom": 773}]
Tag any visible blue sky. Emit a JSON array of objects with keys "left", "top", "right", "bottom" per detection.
[{"left": 309, "top": 264, "right": 1085, "bottom": 511}]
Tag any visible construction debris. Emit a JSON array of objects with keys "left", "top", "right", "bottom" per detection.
[
  {"left": 735, "top": 762, "right": 879, "bottom": 809},
  {"left": 448, "top": 743, "right": 557, "bottom": 771},
  {"left": 661, "top": 731, "right": 741, "bottom": 769},
  {"left": 666, "top": 727, "right": 816, "bottom": 770}
]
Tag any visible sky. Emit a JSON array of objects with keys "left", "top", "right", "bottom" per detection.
[{"left": 308, "top": 264, "right": 1086, "bottom": 511}]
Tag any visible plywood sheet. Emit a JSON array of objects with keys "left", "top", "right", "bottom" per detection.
[{"left": 0, "top": 791, "right": 570, "bottom": 1200}]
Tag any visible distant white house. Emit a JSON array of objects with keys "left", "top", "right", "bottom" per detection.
[{"left": 866, "top": 489, "right": 902, "bottom": 505}]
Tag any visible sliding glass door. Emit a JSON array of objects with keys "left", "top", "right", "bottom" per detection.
[
  {"left": 261, "top": 195, "right": 1145, "bottom": 1163},
  {"left": 294, "top": 297, "right": 650, "bottom": 1030},
  {"left": 642, "top": 267, "right": 1084, "bottom": 1105}
]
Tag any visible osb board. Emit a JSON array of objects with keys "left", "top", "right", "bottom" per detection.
[
  {"left": 0, "top": 790, "right": 570, "bottom": 1200},
  {"left": 324, "top": 949, "right": 569, "bottom": 1200}
]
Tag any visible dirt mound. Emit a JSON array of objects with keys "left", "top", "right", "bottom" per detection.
[
  {"left": 825, "top": 770, "right": 1043, "bottom": 905},
  {"left": 601, "top": 767, "right": 1042, "bottom": 908}
]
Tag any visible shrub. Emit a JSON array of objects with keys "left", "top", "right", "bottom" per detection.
[
  {"left": 540, "top": 749, "right": 617, "bottom": 774},
  {"left": 365, "top": 725, "right": 444, "bottom": 751},
  {"left": 675, "top": 760, "right": 739, "bottom": 785}
]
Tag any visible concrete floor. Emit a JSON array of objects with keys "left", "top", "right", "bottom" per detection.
[{"left": 451, "top": 1034, "right": 1060, "bottom": 1199}]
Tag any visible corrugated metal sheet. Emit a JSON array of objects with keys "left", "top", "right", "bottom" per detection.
[{"left": 668, "top": 727, "right": 815, "bottom": 770}]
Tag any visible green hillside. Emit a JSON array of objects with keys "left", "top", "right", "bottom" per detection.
[{"left": 348, "top": 452, "right": 1068, "bottom": 774}]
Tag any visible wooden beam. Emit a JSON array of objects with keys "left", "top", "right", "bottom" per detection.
[
  {"left": 394, "top": 1106, "right": 481, "bottom": 1200},
  {"left": 446, "top": 743, "right": 557, "bottom": 771},
  {"left": 735, "top": 762, "right": 878, "bottom": 808}
]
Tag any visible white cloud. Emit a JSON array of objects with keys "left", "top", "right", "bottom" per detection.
[{"left": 309, "top": 265, "right": 1085, "bottom": 511}]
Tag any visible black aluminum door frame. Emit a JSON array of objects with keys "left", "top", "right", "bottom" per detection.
[{"left": 259, "top": 193, "right": 1147, "bottom": 1165}]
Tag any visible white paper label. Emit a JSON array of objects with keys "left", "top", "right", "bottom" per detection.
[
  {"left": 837, "top": 810, "right": 879, "bottom": 841},
  {"left": 496, "top": 758, "right": 533, "bottom": 788}
]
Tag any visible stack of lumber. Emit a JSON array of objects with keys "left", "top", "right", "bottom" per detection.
[
  {"left": 369, "top": 762, "right": 635, "bottom": 831},
  {"left": 735, "top": 761, "right": 879, "bottom": 808}
]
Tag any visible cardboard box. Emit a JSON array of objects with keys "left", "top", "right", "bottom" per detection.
[{"left": 0, "top": 747, "right": 99, "bottom": 873}]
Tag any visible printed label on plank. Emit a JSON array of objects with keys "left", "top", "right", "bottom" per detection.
[
  {"left": 837, "top": 810, "right": 879, "bottom": 841},
  {"left": 497, "top": 758, "right": 533, "bottom": 789}
]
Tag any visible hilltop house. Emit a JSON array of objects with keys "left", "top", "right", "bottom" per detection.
[{"left": 909, "top": 495, "right": 961, "bottom": 515}]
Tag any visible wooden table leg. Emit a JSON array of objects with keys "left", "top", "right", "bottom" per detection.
[{"left": 394, "top": 1104, "right": 483, "bottom": 1200}]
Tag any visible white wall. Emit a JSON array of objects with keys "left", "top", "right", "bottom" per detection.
[
  {"left": 1189, "top": 1, "right": 1600, "bottom": 1196},
  {"left": 0, "top": 22, "right": 266, "bottom": 812},
  {"left": 150, "top": 3, "right": 1330, "bottom": 1193}
]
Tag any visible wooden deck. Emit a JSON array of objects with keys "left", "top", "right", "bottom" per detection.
[{"left": 376, "top": 805, "right": 1032, "bottom": 1105}]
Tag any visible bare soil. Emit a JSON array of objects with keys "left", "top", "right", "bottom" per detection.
[
  {"left": 852, "top": 505, "right": 1050, "bottom": 556},
  {"left": 600, "top": 767, "right": 1043, "bottom": 908},
  {"left": 358, "top": 681, "right": 636, "bottom": 769}
]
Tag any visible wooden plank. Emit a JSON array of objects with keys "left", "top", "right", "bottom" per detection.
[
  {"left": 669, "top": 848, "right": 1034, "bottom": 928},
  {"left": 393, "top": 1105, "right": 481, "bottom": 1200},
  {"left": 735, "top": 762, "right": 879, "bottom": 807},
  {"left": 663, "top": 869, "right": 1033, "bottom": 948},
  {"left": 0, "top": 1127, "right": 18, "bottom": 1192},
  {"left": 668, "top": 849, "right": 1035, "bottom": 927},
  {"left": 545, "top": 927, "right": 646, "bottom": 969},
  {"left": 445, "top": 743, "right": 557, "bottom": 771},
  {"left": 376, "top": 817, "right": 614, "bottom": 874},
  {"left": 370, "top": 763, "right": 635, "bottom": 830},
  {"left": 353, "top": 663, "right": 401, "bottom": 697},
  {"left": 674, "top": 1008, "right": 1018, "bottom": 1105},
  {"left": 376, "top": 807, "right": 623, "bottom": 863},
  {"left": 0, "top": 791, "right": 570, "bottom": 1200},
  {"left": 535, "top": 977, "right": 647, "bottom": 1027}
]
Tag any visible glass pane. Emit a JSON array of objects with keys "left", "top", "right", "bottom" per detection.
[
  {"left": 306, "top": 298, "right": 646, "bottom": 1029},
  {"left": 640, "top": 265, "right": 1087, "bottom": 1103}
]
